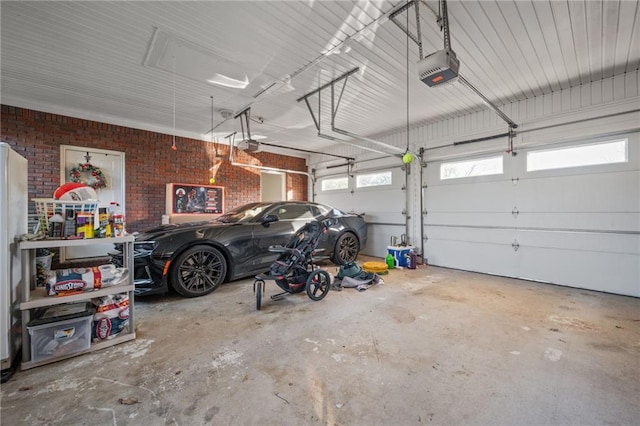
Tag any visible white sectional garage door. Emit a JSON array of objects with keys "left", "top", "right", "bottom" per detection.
[
  {"left": 316, "top": 165, "right": 406, "bottom": 258},
  {"left": 424, "top": 133, "right": 640, "bottom": 297}
]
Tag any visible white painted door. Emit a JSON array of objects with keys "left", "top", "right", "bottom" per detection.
[
  {"left": 60, "top": 146, "right": 125, "bottom": 260},
  {"left": 424, "top": 133, "right": 640, "bottom": 296},
  {"left": 261, "top": 171, "right": 284, "bottom": 201}
]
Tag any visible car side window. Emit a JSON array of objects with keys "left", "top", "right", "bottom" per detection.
[
  {"left": 274, "top": 204, "right": 315, "bottom": 220},
  {"left": 310, "top": 205, "right": 324, "bottom": 218}
]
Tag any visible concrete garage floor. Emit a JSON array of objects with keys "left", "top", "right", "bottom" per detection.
[{"left": 2, "top": 258, "right": 639, "bottom": 425}]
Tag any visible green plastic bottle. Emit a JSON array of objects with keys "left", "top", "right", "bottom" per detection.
[{"left": 385, "top": 253, "right": 395, "bottom": 269}]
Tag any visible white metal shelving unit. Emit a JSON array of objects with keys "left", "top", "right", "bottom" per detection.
[{"left": 18, "top": 235, "right": 136, "bottom": 370}]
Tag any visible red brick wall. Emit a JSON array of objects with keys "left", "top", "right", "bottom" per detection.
[{"left": 1, "top": 105, "right": 308, "bottom": 232}]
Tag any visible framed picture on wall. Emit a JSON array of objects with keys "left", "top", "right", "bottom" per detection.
[{"left": 166, "top": 183, "right": 224, "bottom": 215}]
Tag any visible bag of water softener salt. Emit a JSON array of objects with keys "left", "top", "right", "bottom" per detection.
[{"left": 92, "top": 294, "right": 130, "bottom": 341}]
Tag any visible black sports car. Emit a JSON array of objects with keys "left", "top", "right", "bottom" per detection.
[{"left": 110, "top": 201, "right": 367, "bottom": 297}]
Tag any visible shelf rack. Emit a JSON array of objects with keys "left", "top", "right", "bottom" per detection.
[{"left": 18, "top": 235, "right": 135, "bottom": 370}]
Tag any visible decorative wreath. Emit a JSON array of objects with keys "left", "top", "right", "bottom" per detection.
[{"left": 69, "top": 162, "right": 107, "bottom": 190}]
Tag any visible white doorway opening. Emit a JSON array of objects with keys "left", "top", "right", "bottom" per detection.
[
  {"left": 261, "top": 171, "right": 285, "bottom": 201},
  {"left": 60, "top": 145, "right": 126, "bottom": 261}
]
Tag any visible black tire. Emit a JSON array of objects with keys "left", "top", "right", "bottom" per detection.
[
  {"left": 331, "top": 232, "right": 359, "bottom": 265},
  {"left": 306, "top": 270, "right": 330, "bottom": 301},
  {"left": 255, "top": 280, "right": 263, "bottom": 310},
  {"left": 170, "top": 245, "right": 227, "bottom": 297}
]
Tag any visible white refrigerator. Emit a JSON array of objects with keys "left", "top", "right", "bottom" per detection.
[{"left": 0, "top": 143, "right": 28, "bottom": 373}]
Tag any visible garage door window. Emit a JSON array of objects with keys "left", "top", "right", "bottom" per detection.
[
  {"left": 440, "top": 155, "right": 503, "bottom": 180},
  {"left": 526, "top": 139, "right": 628, "bottom": 172},
  {"left": 321, "top": 177, "right": 348, "bottom": 191},
  {"left": 356, "top": 171, "right": 392, "bottom": 188}
]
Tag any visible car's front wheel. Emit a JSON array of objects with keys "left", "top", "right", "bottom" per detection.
[
  {"left": 331, "top": 232, "right": 359, "bottom": 265},
  {"left": 170, "top": 245, "right": 227, "bottom": 297}
]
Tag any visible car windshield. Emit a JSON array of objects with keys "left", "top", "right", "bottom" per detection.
[{"left": 216, "top": 202, "right": 271, "bottom": 223}]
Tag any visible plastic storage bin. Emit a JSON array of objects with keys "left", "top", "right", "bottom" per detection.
[{"left": 28, "top": 310, "right": 92, "bottom": 363}]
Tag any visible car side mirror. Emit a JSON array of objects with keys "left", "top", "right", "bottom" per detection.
[{"left": 261, "top": 214, "right": 279, "bottom": 227}]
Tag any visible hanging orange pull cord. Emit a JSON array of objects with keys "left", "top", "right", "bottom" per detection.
[{"left": 171, "top": 56, "right": 177, "bottom": 151}]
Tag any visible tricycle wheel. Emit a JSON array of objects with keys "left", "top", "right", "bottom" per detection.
[
  {"left": 306, "top": 270, "right": 330, "bottom": 301},
  {"left": 254, "top": 280, "right": 264, "bottom": 310}
]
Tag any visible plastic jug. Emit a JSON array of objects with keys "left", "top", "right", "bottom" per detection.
[
  {"left": 385, "top": 253, "right": 395, "bottom": 269},
  {"left": 110, "top": 202, "right": 126, "bottom": 237},
  {"left": 407, "top": 249, "right": 417, "bottom": 269}
]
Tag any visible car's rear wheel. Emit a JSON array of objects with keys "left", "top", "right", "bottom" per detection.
[
  {"left": 170, "top": 245, "right": 227, "bottom": 297},
  {"left": 331, "top": 232, "right": 359, "bottom": 265}
]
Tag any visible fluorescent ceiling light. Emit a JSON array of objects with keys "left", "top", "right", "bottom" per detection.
[{"left": 207, "top": 74, "right": 249, "bottom": 89}]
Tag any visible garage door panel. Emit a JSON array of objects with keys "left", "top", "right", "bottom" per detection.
[
  {"left": 353, "top": 189, "right": 402, "bottom": 214},
  {"left": 428, "top": 211, "right": 640, "bottom": 232},
  {"left": 424, "top": 133, "right": 639, "bottom": 296},
  {"left": 426, "top": 181, "right": 516, "bottom": 212},
  {"left": 517, "top": 246, "right": 639, "bottom": 296},
  {"left": 515, "top": 230, "right": 639, "bottom": 254},
  {"left": 317, "top": 166, "right": 405, "bottom": 260},
  {"left": 427, "top": 212, "right": 513, "bottom": 227},
  {"left": 516, "top": 212, "right": 640, "bottom": 232},
  {"left": 516, "top": 170, "right": 640, "bottom": 212},
  {"left": 366, "top": 224, "right": 405, "bottom": 258},
  {"left": 317, "top": 190, "right": 351, "bottom": 211},
  {"left": 426, "top": 238, "right": 518, "bottom": 277},
  {"left": 365, "top": 211, "right": 405, "bottom": 223},
  {"left": 428, "top": 226, "right": 639, "bottom": 254},
  {"left": 426, "top": 226, "right": 513, "bottom": 246}
]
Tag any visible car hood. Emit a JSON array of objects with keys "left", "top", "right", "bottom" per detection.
[{"left": 134, "top": 220, "right": 228, "bottom": 242}]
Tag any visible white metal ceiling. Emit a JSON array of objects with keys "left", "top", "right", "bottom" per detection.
[{"left": 1, "top": 1, "right": 638, "bottom": 156}]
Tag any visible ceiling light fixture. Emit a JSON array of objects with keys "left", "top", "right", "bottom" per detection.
[{"left": 207, "top": 74, "right": 249, "bottom": 89}]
